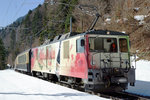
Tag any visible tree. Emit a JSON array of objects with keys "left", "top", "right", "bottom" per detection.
[{"left": 0, "top": 38, "right": 6, "bottom": 70}]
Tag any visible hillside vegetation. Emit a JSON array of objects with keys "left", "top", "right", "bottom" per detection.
[
  {"left": 0, "top": 38, "right": 6, "bottom": 69},
  {"left": 0, "top": 0, "right": 150, "bottom": 65}
]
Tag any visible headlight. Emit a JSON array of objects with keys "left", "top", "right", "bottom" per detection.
[{"left": 118, "top": 78, "right": 127, "bottom": 83}]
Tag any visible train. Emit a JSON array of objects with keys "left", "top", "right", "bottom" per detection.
[{"left": 15, "top": 30, "right": 135, "bottom": 92}]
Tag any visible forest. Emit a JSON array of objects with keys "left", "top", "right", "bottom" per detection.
[{"left": 0, "top": 0, "right": 150, "bottom": 65}]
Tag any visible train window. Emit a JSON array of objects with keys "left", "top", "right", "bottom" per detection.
[
  {"left": 18, "top": 54, "right": 26, "bottom": 64},
  {"left": 89, "top": 37, "right": 96, "bottom": 51},
  {"left": 57, "top": 50, "right": 60, "bottom": 64},
  {"left": 119, "top": 38, "right": 128, "bottom": 52},
  {"left": 89, "top": 37, "right": 117, "bottom": 52},
  {"left": 76, "top": 38, "right": 85, "bottom": 53},
  {"left": 107, "top": 38, "right": 112, "bottom": 42},
  {"left": 81, "top": 39, "right": 85, "bottom": 46},
  {"left": 63, "top": 41, "right": 70, "bottom": 59}
]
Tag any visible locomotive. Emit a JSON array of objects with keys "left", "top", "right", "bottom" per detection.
[{"left": 15, "top": 30, "right": 135, "bottom": 92}]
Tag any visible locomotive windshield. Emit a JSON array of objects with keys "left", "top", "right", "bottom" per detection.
[
  {"left": 119, "top": 38, "right": 128, "bottom": 52},
  {"left": 89, "top": 37, "right": 117, "bottom": 52},
  {"left": 89, "top": 37, "right": 129, "bottom": 52}
]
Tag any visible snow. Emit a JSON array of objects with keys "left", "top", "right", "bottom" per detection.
[
  {"left": 121, "top": 31, "right": 126, "bottom": 34},
  {"left": 126, "top": 60, "right": 150, "bottom": 97},
  {"left": 133, "top": 7, "right": 140, "bottom": 11},
  {"left": 123, "top": 18, "right": 128, "bottom": 22},
  {"left": 116, "top": 18, "right": 128, "bottom": 23},
  {"left": 116, "top": 19, "right": 121, "bottom": 23},
  {"left": 134, "top": 15, "right": 149, "bottom": 25},
  {"left": 0, "top": 70, "right": 108, "bottom": 100},
  {"left": 105, "top": 18, "right": 111, "bottom": 22},
  {"left": 1, "top": 60, "right": 150, "bottom": 99},
  {"left": 7, "top": 64, "right": 10, "bottom": 67},
  {"left": 105, "top": 18, "right": 111, "bottom": 24},
  {"left": 134, "top": 15, "right": 146, "bottom": 21}
]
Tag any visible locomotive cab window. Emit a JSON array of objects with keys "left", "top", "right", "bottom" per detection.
[
  {"left": 119, "top": 38, "right": 128, "bottom": 52},
  {"left": 89, "top": 37, "right": 118, "bottom": 52},
  {"left": 76, "top": 38, "right": 85, "bottom": 53}
]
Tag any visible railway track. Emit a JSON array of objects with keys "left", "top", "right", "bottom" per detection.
[
  {"left": 18, "top": 71, "right": 150, "bottom": 100},
  {"left": 51, "top": 80, "right": 150, "bottom": 100},
  {"left": 49, "top": 79, "right": 150, "bottom": 100},
  {"left": 97, "top": 92, "right": 150, "bottom": 100}
]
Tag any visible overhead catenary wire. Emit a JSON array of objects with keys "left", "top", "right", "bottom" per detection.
[
  {"left": 2, "top": 0, "right": 13, "bottom": 27},
  {"left": 32, "top": 0, "right": 101, "bottom": 41},
  {"left": 0, "top": 26, "right": 30, "bottom": 30},
  {"left": 13, "top": 0, "right": 26, "bottom": 22}
]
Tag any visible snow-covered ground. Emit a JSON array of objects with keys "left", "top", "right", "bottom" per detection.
[
  {"left": 0, "top": 60, "right": 150, "bottom": 100},
  {"left": 0, "top": 70, "right": 108, "bottom": 100},
  {"left": 126, "top": 60, "right": 150, "bottom": 97}
]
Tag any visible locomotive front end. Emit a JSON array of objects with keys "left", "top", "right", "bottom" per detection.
[{"left": 85, "top": 31, "right": 135, "bottom": 92}]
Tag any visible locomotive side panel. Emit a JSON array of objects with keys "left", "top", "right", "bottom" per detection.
[
  {"left": 31, "top": 46, "right": 47, "bottom": 72},
  {"left": 30, "top": 35, "right": 88, "bottom": 79},
  {"left": 59, "top": 35, "right": 88, "bottom": 79},
  {"left": 47, "top": 42, "right": 60, "bottom": 74},
  {"left": 31, "top": 42, "right": 60, "bottom": 74}
]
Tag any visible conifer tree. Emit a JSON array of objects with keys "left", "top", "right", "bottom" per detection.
[{"left": 0, "top": 38, "right": 6, "bottom": 70}]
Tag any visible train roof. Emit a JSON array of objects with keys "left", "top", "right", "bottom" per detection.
[
  {"left": 18, "top": 30, "right": 128, "bottom": 55},
  {"left": 17, "top": 49, "right": 31, "bottom": 56},
  {"left": 42, "top": 30, "right": 128, "bottom": 45},
  {"left": 84, "top": 30, "right": 128, "bottom": 36}
]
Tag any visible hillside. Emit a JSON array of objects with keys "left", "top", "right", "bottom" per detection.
[{"left": 0, "top": 0, "right": 150, "bottom": 65}]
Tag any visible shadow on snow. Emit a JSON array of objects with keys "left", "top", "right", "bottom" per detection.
[
  {"left": 0, "top": 92, "right": 88, "bottom": 97},
  {"left": 126, "top": 80, "right": 150, "bottom": 98}
]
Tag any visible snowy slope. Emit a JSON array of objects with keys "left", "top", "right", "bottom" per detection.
[
  {"left": 126, "top": 60, "right": 150, "bottom": 97},
  {"left": 0, "top": 70, "right": 108, "bottom": 100}
]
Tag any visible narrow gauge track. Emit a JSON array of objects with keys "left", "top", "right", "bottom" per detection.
[
  {"left": 16, "top": 70, "right": 150, "bottom": 100},
  {"left": 50, "top": 80, "right": 150, "bottom": 100},
  {"left": 99, "top": 92, "right": 150, "bottom": 100}
]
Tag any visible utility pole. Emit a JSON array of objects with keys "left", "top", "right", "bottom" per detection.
[{"left": 70, "top": 17, "right": 72, "bottom": 32}]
